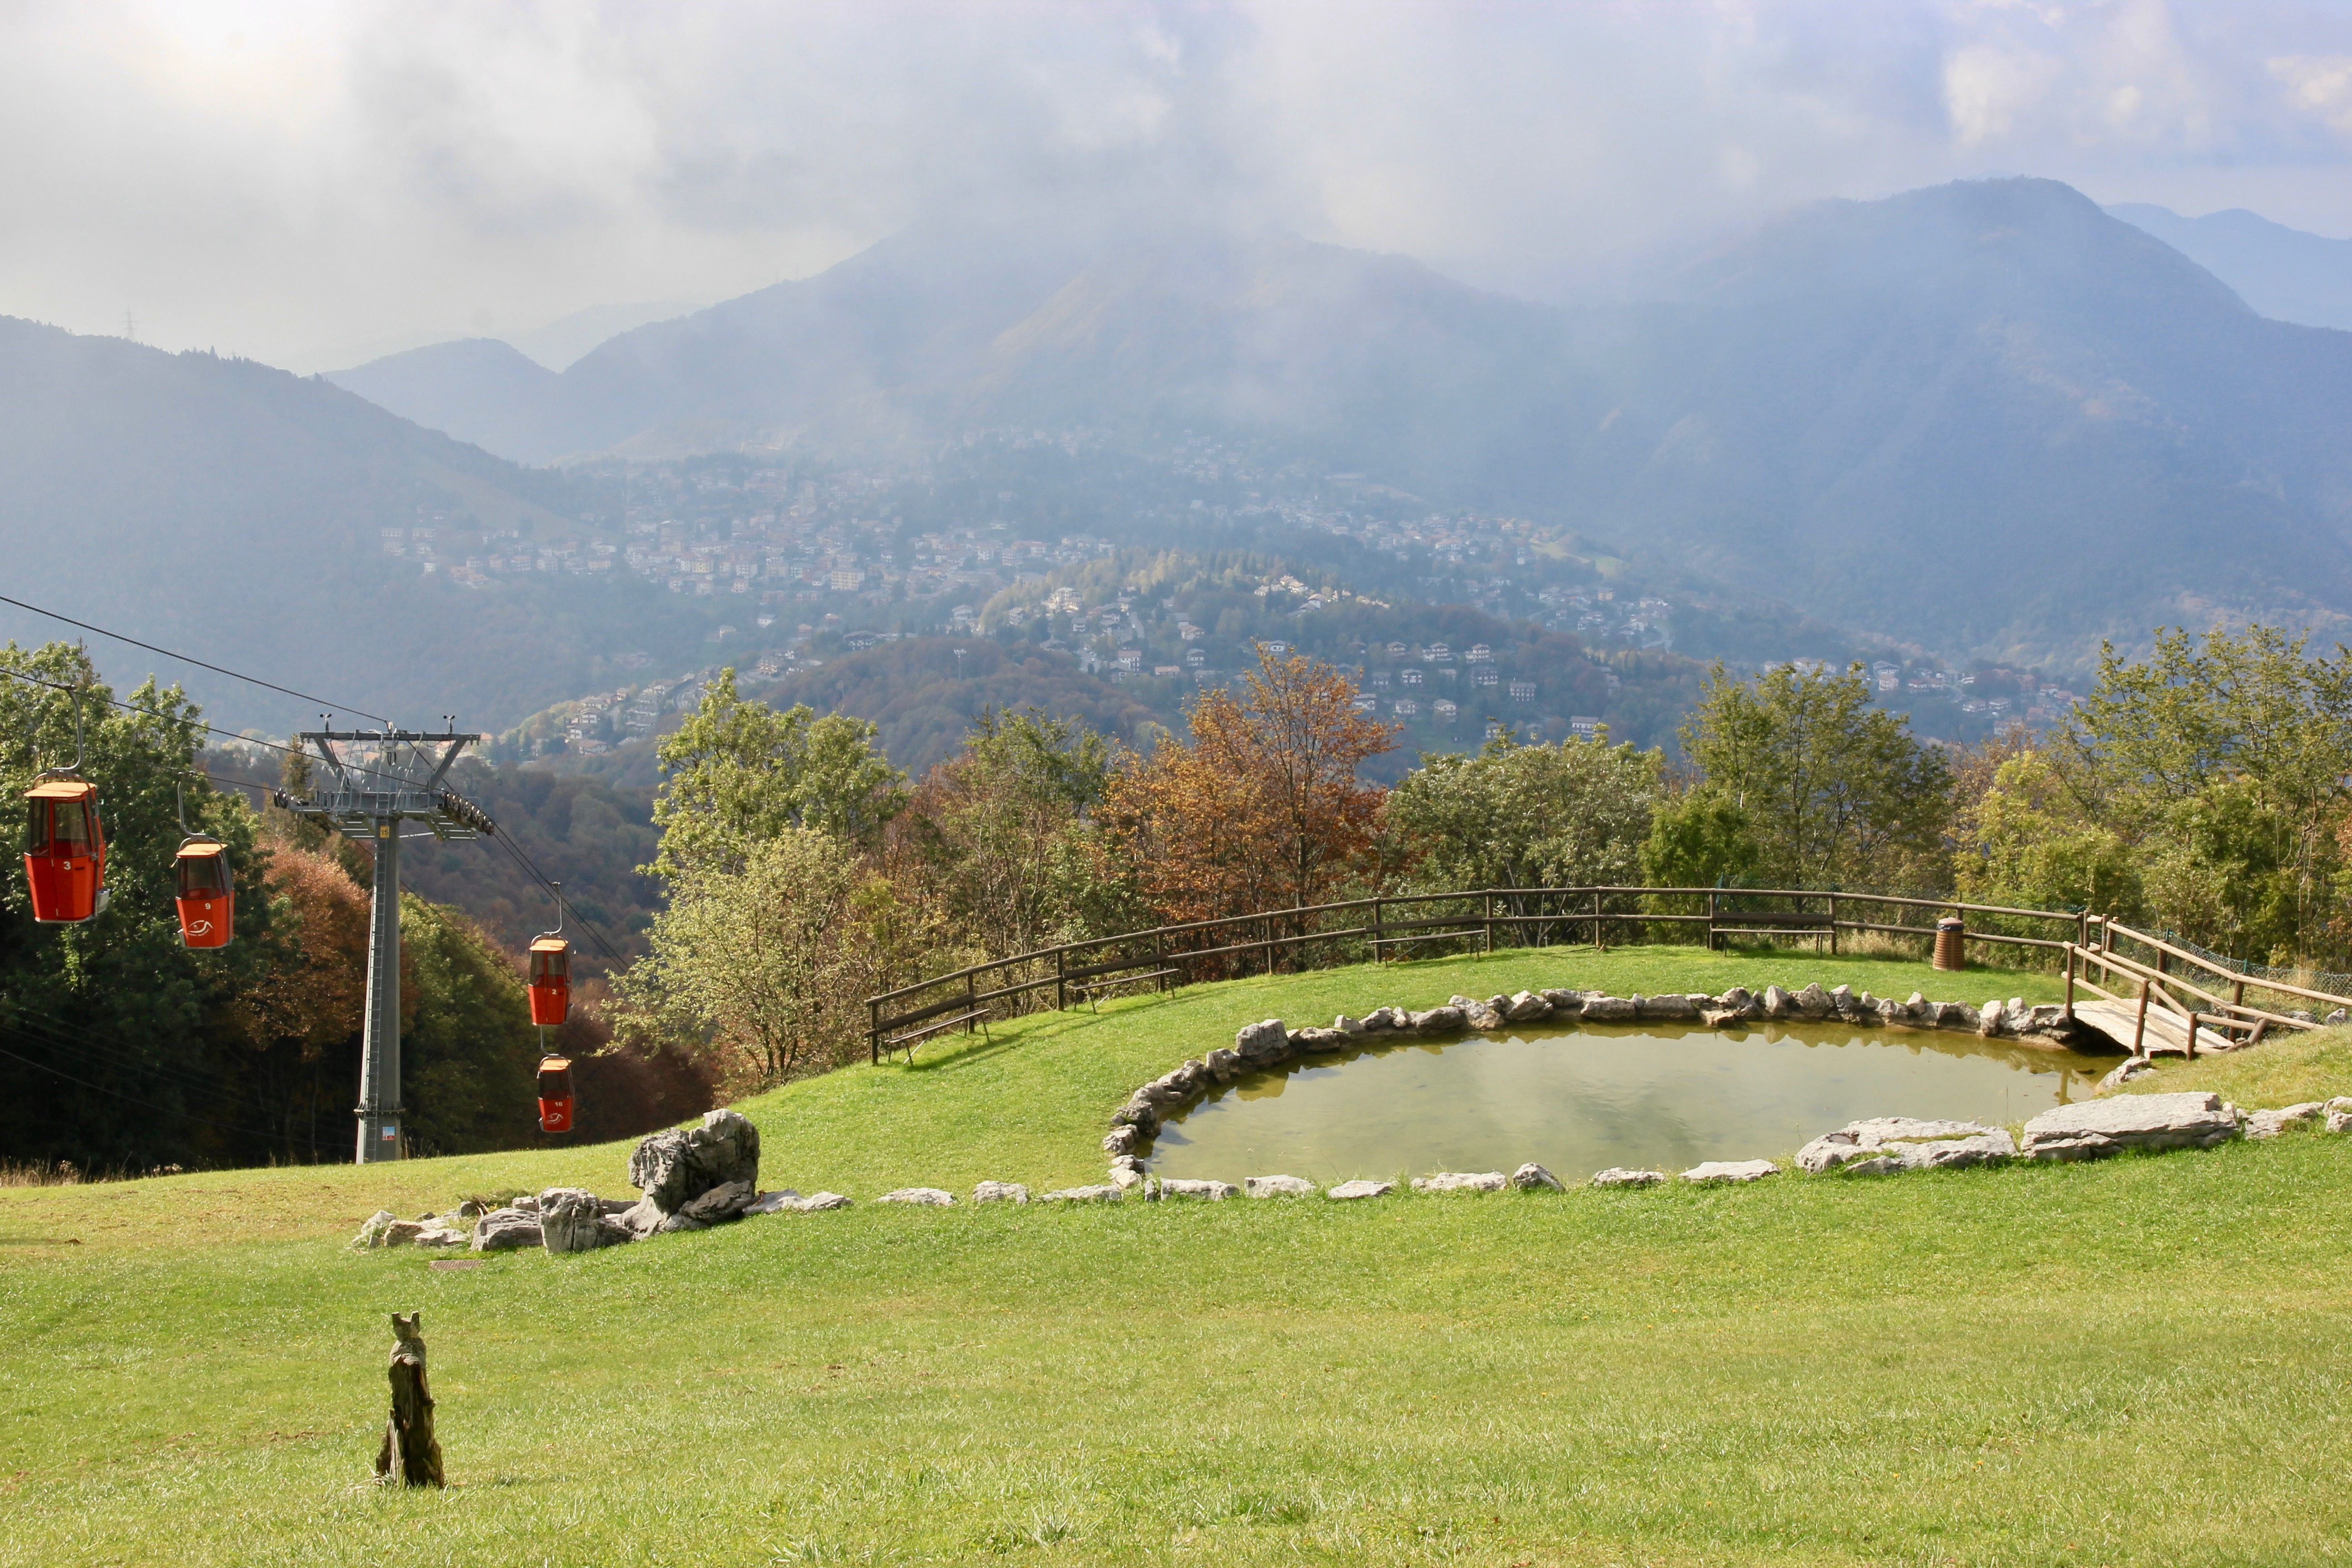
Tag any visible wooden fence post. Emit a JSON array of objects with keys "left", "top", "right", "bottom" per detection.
[
  {"left": 2132, "top": 978, "right": 2151, "bottom": 1057},
  {"left": 1056, "top": 946, "right": 1067, "bottom": 1011},
  {"left": 1828, "top": 892, "right": 1839, "bottom": 957},
  {"left": 1373, "top": 897, "right": 1385, "bottom": 963},
  {"left": 2063, "top": 946, "right": 2076, "bottom": 1021},
  {"left": 1484, "top": 890, "right": 1494, "bottom": 955},
  {"left": 374, "top": 1312, "right": 444, "bottom": 1489},
  {"left": 1595, "top": 890, "right": 1606, "bottom": 953},
  {"left": 966, "top": 970, "right": 977, "bottom": 1035},
  {"left": 1708, "top": 888, "right": 1719, "bottom": 952},
  {"left": 869, "top": 997, "right": 880, "bottom": 1066}
]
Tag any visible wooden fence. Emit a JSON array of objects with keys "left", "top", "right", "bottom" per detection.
[
  {"left": 2063, "top": 922, "right": 2352, "bottom": 1057},
  {"left": 864, "top": 886, "right": 2095, "bottom": 1063}
]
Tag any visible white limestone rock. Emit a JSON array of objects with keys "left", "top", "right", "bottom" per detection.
[
  {"left": 2246, "top": 1103, "right": 2327, "bottom": 1139},
  {"left": 1503, "top": 990, "right": 1552, "bottom": 1022},
  {"left": 1326, "top": 1179, "right": 1396, "bottom": 1200},
  {"left": 352, "top": 1210, "right": 399, "bottom": 1249},
  {"left": 540, "top": 1187, "right": 635, "bottom": 1253},
  {"left": 1107, "top": 1166, "right": 1146, "bottom": 1193},
  {"left": 1510, "top": 1163, "right": 1566, "bottom": 1191},
  {"left": 741, "top": 1189, "right": 804, "bottom": 1216},
  {"left": 972, "top": 1181, "right": 1030, "bottom": 1204},
  {"left": 1039, "top": 1184, "right": 1121, "bottom": 1202},
  {"left": 1681, "top": 1159, "right": 1779, "bottom": 1184},
  {"left": 471, "top": 1207, "right": 543, "bottom": 1251},
  {"left": 1540, "top": 989, "right": 1585, "bottom": 1015},
  {"left": 1592, "top": 1167, "right": 1667, "bottom": 1188},
  {"left": 1635, "top": 993, "right": 1699, "bottom": 1021},
  {"left": 1103, "top": 1126, "right": 1142, "bottom": 1156},
  {"left": 2021, "top": 1092, "right": 2243, "bottom": 1161},
  {"left": 1245, "top": 1174, "right": 1314, "bottom": 1198},
  {"left": 1581, "top": 995, "right": 1637, "bottom": 1022},
  {"left": 876, "top": 1187, "right": 956, "bottom": 1206},
  {"left": 1410, "top": 1005, "right": 1467, "bottom": 1035},
  {"left": 1761, "top": 985, "right": 1794, "bottom": 1019},
  {"left": 1798, "top": 1118, "right": 2017, "bottom": 1175},
  {"left": 676, "top": 1179, "right": 757, "bottom": 1225},
  {"left": 1159, "top": 1178, "right": 1237, "bottom": 1200},
  {"left": 1234, "top": 1019, "right": 1290, "bottom": 1063},
  {"left": 1411, "top": 1171, "right": 1509, "bottom": 1193},
  {"left": 2098, "top": 1057, "right": 2157, "bottom": 1091}
]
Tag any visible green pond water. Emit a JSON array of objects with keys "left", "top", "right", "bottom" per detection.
[{"left": 1145, "top": 1021, "right": 2111, "bottom": 1184}]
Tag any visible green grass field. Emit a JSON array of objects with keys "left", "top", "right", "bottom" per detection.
[{"left": 5, "top": 945, "right": 2349, "bottom": 1567}]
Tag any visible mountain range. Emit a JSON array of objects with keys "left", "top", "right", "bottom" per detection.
[
  {"left": 327, "top": 178, "right": 2352, "bottom": 671},
  {"left": 0, "top": 318, "right": 713, "bottom": 733}
]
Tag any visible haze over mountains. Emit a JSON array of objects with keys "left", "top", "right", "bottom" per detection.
[
  {"left": 12, "top": 174, "right": 2352, "bottom": 742},
  {"left": 327, "top": 177, "right": 2352, "bottom": 671}
]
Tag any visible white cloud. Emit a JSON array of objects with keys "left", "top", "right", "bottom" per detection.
[{"left": 0, "top": 0, "right": 2348, "bottom": 369}]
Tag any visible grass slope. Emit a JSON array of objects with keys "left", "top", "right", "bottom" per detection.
[{"left": 8, "top": 947, "right": 2348, "bottom": 1566}]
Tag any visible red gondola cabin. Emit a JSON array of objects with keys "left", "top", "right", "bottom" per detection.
[
  {"left": 23, "top": 778, "right": 107, "bottom": 924},
  {"left": 536, "top": 1055, "right": 575, "bottom": 1134},
  {"left": 528, "top": 936, "right": 571, "bottom": 1026},
  {"left": 173, "top": 839, "right": 233, "bottom": 949}
]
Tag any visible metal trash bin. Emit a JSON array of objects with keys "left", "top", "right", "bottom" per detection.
[{"left": 1933, "top": 916, "right": 1966, "bottom": 971}]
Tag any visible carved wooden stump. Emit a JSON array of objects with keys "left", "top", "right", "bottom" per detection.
[{"left": 372, "top": 1311, "right": 445, "bottom": 1488}]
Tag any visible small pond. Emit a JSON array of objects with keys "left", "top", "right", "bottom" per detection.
[{"left": 1146, "top": 1020, "right": 2111, "bottom": 1183}]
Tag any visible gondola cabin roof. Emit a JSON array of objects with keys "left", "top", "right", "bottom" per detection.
[
  {"left": 177, "top": 841, "right": 225, "bottom": 858},
  {"left": 25, "top": 779, "right": 96, "bottom": 800},
  {"left": 529, "top": 936, "right": 568, "bottom": 954}
]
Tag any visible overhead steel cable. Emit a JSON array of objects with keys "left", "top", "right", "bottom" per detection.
[
  {"left": 0, "top": 1031, "right": 300, "bottom": 1146},
  {"left": 0, "top": 592, "right": 392, "bottom": 723},
  {"left": 4, "top": 638, "right": 635, "bottom": 966}
]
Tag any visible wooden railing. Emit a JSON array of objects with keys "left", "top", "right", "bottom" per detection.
[
  {"left": 864, "top": 886, "right": 2092, "bottom": 1063},
  {"left": 2063, "top": 921, "right": 2352, "bottom": 1056}
]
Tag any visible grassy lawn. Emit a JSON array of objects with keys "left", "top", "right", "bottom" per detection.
[{"left": 7, "top": 945, "right": 2347, "bottom": 1566}]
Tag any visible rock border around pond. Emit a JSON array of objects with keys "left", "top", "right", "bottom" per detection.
[{"left": 1101, "top": 981, "right": 2100, "bottom": 1161}]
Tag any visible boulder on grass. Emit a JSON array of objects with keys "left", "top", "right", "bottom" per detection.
[
  {"left": 742, "top": 1190, "right": 805, "bottom": 1216},
  {"left": 876, "top": 1187, "right": 956, "bottom": 1206},
  {"left": 1410, "top": 1005, "right": 1468, "bottom": 1035},
  {"left": 972, "top": 1181, "right": 1029, "bottom": 1204},
  {"left": 539, "top": 1188, "right": 633, "bottom": 1254},
  {"left": 1411, "top": 1171, "right": 1508, "bottom": 1193},
  {"left": 472, "top": 1207, "right": 543, "bottom": 1251},
  {"left": 1245, "top": 1174, "right": 1313, "bottom": 1198},
  {"left": 1510, "top": 1163, "right": 1565, "bottom": 1191},
  {"left": 2020, "top": 1092, "right": 2241, "bottom": 1161},
  {"left": 1504, "top": 991, "right": 1552, "bottom": 1022},
  {"left": 1160, "top": 1178, "right": 1238, "bottom": 1200},
  {"left": 1326, "top": 1179, "right": 1394, "bottom": 1200},
  {"left": 1795, "top": 1118, "right": 2014, "bottom": 1175},
  {"left": 1592, "top": 1167, "right": 1666, "bottom": 1188},
  {"left": 2246, "top": 1103, "right": 2326, "bottom": 1139},
  {"left": 1681, "top": 1160, "right": 1778, "bottom": 1185},
  {"left": 677, "top": 1179, "right": 757, "bottom": 1225},
  {"left": 627, "top": 1108, "right": 761, "bottom": 1216},
  {"left": 1040, "top": 1184, "right": 1121, "bottom": 1202}
]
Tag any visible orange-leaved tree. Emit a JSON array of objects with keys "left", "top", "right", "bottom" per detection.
[{"left": 1103, "top": 646, "right": 1396, "bottom": 924}]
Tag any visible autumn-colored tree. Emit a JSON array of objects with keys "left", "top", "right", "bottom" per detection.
[{"left": 1102, "top": 647, "right": 1395, "bottom": 923}]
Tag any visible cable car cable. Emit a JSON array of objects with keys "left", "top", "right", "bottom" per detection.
[
  {"left": 0, "top": 1032, "right": 305, "bottom": 1145},
  {"left": 0, "top": 593, "right": 393, "bottom": 723},
  {"left": 481, "top": 828, "right": 629, "bottom": 963}
]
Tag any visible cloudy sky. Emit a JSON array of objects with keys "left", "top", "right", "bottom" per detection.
[{"left": 4, "top": 0, "right": 2349, "bottom": 371}]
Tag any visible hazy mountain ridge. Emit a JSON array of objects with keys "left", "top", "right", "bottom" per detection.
[
  {"left": 0, "top": 317, "right": 712, "bottom": 732},
  {"left": 2107, "top": 202, "right": 2352, "bottom": 334}
]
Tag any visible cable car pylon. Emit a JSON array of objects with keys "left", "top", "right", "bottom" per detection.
[{"left": 279, "top": 717, "right": 491, "bottom": 1164}]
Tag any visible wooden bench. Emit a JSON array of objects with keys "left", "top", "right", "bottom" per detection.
[
  {"left": 877, "top": 1008, "right": 990, "bottom": 1063},
  {"left": 1068, "top": 969, "right": 1180, "bottom": 1010}
]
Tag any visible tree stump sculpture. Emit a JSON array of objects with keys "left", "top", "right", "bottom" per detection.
[{"left": 373, "top": 1311, "right": 445, "bottom": 1488}]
